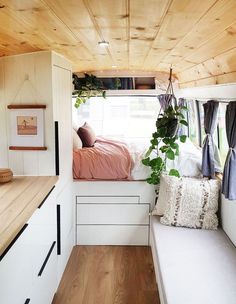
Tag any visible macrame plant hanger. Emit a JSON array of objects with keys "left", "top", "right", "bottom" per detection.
[{"left": 157, "top": 67, "right": 177, "bottom": 117}]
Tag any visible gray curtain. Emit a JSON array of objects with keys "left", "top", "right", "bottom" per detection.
[
  {"left": 222, "top": 101, "right": 236, "bottom": 200},
  {"left": 202, "top": 100, "right": 221, "bottom": 178}
]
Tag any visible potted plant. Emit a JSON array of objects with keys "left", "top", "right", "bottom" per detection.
[
  {"left": 73, "top": 73, "right": 106, "bottom": 108},
  {"left": 142, "top": 103, "right": 188, "bottom": 185}
]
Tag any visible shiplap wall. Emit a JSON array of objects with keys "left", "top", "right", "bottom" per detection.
[
  {"left": 180, "top": 83, "right": 236, "bottom": 246},
  {"left": 0, "top": 51, "right": 72, "bottom": 177}
]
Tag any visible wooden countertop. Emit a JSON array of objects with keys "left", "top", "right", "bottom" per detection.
[{"left": 0, "top": 176, "right": 58, "bottom": 257}]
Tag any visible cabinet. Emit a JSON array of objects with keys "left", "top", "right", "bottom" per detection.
[
  {"left": 76, "top": 196, "right": 150, "bottom": 245},
  {"left": 0, "top": 187, "right": 57, "bottom": 304}
]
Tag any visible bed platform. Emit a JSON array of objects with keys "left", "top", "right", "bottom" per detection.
[{"left": 73, "top": 180, "right": 155, "bottom": 245}]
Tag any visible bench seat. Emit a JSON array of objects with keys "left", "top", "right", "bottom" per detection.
[{"left": 150, "top": 216, "right": 236, "bottom": 304}]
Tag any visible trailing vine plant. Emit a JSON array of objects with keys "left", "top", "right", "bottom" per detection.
[
  {"left": 142, "top": 68, "right": 188, "bottom": 185},
  {"left": 73, "top": 73, "right": 106, "bottom": 108}
]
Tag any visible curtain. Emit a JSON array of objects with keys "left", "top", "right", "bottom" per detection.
[
  {"left": 202, "top": 100, "right": 221, "bottom": 178},
  {"left": 222, "top": 101, "right": 236, "bottom": 200}
]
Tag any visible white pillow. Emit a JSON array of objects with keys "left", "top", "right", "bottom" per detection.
[
  {"left": 72, "top": 129, "right": 82, "bottom": 150},
  {"left": 152, "top": 175, "right": 168, "bottom": 216},
  {"left": 160, "top": 175, "right": 220, "bottom": 230},
  {"left": 166, "top": 138, "right": 202, "bottom": 177}
]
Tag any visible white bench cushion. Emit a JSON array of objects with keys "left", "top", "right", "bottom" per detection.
[{"left": 151, "top": 216, "right": 236, "bottom": 304}]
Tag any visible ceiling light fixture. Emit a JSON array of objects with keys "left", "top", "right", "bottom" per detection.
[
  {"left": 112, "top": 65, "right": 117, "bottom": 68},
  {"left": 98, "top": 40, "right": 109, "bottom": 47}
]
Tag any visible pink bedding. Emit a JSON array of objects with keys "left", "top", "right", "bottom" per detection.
[{"left": 73, "top": 137, "right": 133, "bottom": 180}]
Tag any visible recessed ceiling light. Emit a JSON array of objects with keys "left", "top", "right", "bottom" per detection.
[{"left": 98, "top": 41, "right": 109, "bottom": 47}]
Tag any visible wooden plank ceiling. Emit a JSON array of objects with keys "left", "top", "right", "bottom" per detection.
[{"left": 0, "top": 0, "right": 235, "bottom": 87}]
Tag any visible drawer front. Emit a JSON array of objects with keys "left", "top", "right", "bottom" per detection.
[
  {"left": 76, "top": 204, "right": 149, "bottom": 225},
  {"left": 28, "top": 242, "right": 57, "bottom": 304},
  {"left": 76, "top": 225, "right": 149, "bottom": 245},
  {"left": 77, "top": 196, "right": 139, "bottom": 204},
  {"left": 0, "top": 225, "right": 34, "bottom": 304}
]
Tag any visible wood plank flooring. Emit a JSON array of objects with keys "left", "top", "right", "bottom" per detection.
[{"left": 53, "top": 246, "right": 160, "bottom": 304}]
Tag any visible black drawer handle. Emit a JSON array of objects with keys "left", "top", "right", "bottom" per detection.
[
  {"left": 57, "top": 204, "right": 61, "bottom": 255},
  {"left": 38, "top": 241, "right": 56, "bottom": 276},
  {"left": 24, "top": 299, "right": 30, "bottom": 304},
  {"left": 55, "top": 121, "right": 60, "bottom": 176},
  {"left": 38, "top": 186, "right": 55, "bottom": 209},
  {"left": 0, "top": 224, "right": 28, "bottom": 262}
]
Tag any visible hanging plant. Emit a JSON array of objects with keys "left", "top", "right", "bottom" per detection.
[
  {"left": 142, "top": 68, "right": 188, "bottom": 185},
  {"left": 72, "top": 73, "right": 106, "bottom": 108}
]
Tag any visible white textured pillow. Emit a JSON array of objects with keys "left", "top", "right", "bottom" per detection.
[
  {"left": 152, "top": 175, "right": 169, "bottom": 216},
  {"left": 160, "top": 175, "right": 220, "bottom": 230},
  {"left": 72, "top": 129, "right": 82, "bottom": 150}
]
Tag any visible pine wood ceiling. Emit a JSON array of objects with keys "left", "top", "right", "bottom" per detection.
[{"left": 0, "top": 0, "right": 235, "bottom": 87}]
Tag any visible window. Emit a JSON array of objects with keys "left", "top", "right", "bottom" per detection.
[
  {"left": 218, "top": 103, "right": 228, "bottom": 162},
  {"left": 188, "top": 100, "right": 228, "bottom": 163},
  {"left": 72, "top": 96, "right": 160, "bottom": 144},
  {"left": 187, "top": 100, "right": 200, "bottom": 146}
]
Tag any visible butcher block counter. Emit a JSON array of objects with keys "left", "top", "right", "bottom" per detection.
[{"left": 0, "top": 176, "right": 58, "bottom": 257}]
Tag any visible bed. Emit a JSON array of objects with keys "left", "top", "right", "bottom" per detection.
[{"left": 73, "top": 135, "right": 202, "bottom": 181}]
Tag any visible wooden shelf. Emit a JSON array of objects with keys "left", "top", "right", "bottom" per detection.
[
  {"left": 7, "top": 105, "right": 46, "bottom": 109},
  {"left": 9, "top": 146, "right": 47, "bottom": 151}
]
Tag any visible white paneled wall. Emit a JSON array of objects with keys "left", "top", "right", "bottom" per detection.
[
  {"left": 0, "top": 51, "right": 53, "bottom": 175},
  {"left": 0, "top": 51, "right": 72, "bottom": 178}
]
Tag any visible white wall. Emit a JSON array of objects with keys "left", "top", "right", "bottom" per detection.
[
  {"left": 0, "top": 51, "right": 54, "bottom": 175},
  {"left": 180, "top": 83, "right": 236, "bottom": 246},
  {"left": 178, "top": 83, "right": 236, "bottom": 100},
  {"left": 0, "top": 51, "right": 73, "bottom": 179}
]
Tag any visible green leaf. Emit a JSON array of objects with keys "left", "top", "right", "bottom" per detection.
[
  {"left": 180, "top": 135, "right": 187, "bottom": 143},
  {"left": 160, "top": 145, "right": 169, "bottom": 153},
  {"left": 166, "top": 149, "right": 175, "bottom": 160},
  {"left": 149, "top": 157, "right": 163, "bottom": 168},
  {"left": 142, "top": 157, "right": 150, "bottom": 166},
  {"left": 150, "top": 138, "right": 158, "bottom": 146},
  {"left": 169, "top": 169, "right": 180, "bottom": 177},
  {"left": 145, "top": 147, "right": 153, "bottom": 158},
  {"left": 170, "top": 142, "right": 179, "bottom": 149},
  {"left": 152, "top": 132, "right": 158, "bottom": 139},
  {"left": 157, "top": 127, "right": 167, "bottom": 137},
  {"left": 163, "top": 138, "right": 170, "bottom": 145},
  {"left": 180, "top": 120, "right": 188, "bottom": 126},
  {"left": 102, "top": 90, "right": 106, "bottom": 98}
]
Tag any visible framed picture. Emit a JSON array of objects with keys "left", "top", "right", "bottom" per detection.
[{"left": 7, "top": 104, "right": 47, "bottom": 150}]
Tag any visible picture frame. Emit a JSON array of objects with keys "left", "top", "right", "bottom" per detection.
[{"left": 7, "top": 104, "right": 47, "bottom": 151}]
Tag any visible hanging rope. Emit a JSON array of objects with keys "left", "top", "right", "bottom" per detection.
[{"left": 11, "top": 74, "right": 43, "bottom": 104}]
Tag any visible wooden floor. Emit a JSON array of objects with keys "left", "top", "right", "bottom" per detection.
[{"left": 53, "top": 246, "right": 160, "bottom": 304}]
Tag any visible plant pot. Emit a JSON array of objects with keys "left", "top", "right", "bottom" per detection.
[{"left": 157, "top": 118, "right": 178, "bottom": 137}]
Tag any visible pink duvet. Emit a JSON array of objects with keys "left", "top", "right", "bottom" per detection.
[{"left": 73, "top": 138, "right": 133, "bottom": 180}]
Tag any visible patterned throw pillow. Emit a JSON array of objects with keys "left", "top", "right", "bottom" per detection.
[
  {"left": 152, "top": 175, "right": 168, "bottom": 216},
  {"left": 160, "top": 175, "right": 220, "bottom": 230}
]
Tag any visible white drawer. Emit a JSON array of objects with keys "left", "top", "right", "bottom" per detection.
[
  {"left": 76, "top": 225, "right": 149, "bottom": 245},
  {"left": 76, "top": 196, "right": 139, "bottom": 204},
  {"left": 76, "top": 204, "right": 149, "bottom": 225}
]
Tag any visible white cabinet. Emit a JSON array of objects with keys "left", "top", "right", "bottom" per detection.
[
  {"left": 56, "top": 182, "right": 74, "bottom": 284},
  {"left": 76, "top": 196, "right": 150, "bottom": 245},
  {"left": 0, "top": 187, "right": 57, "bottom": 304}
]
